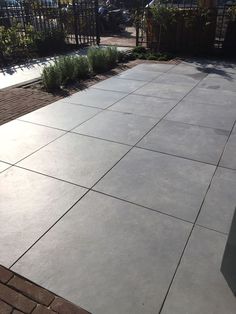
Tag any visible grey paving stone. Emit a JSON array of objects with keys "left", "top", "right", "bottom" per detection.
[
  {"left": 134, "top": 63, "right": 176, "bottom": 72},
  {"left": 73, "top": 110, "right": 157, "bottom": 145},
  {"left": 220, "top": 125, "right": 236, "bottom": 170},
  {"left": 161, "top": 226, "right": 236, "bottom": 314},
  {"left": 19, "top": 101, "right": 101, "bottom": 131},
  {"left": 138, "top": 120, "right": 229, "bottom": 165},
  {"left": 109, "top": 94, "right": 177, "bottom": 118},
  {"left": 95, "top": 148, "right": 215, "bottom": 222},
  {"left": 91, "top": 77, "right": 146, "bottom": 93},
  {"left": 0, "top": 162, "right": 11, "bottom": 173},
  {"left": 197, "top": 167, "right": 236, "bottom": 234},
  {"left": 166, "top": 100, "right": 236, "bottom": 131},
  {"left": 18, "top": 133, "right": 129, "bottom": 187},
  {"left": 0, "top": 166, "right": 86, "bottom": 267},
  {"left": 13, "top": 191, "right": 192, "bottom": 314},
  {"left": 185, "top": 87, "right": 236, "bottom": 106},
  {"left": 198, "top": 73, "right": 236, "bottom": 92},
  {"left": 0, "top": 120, "right": 64, "bottom": 164},
  {"left": 117, "top": 68, "right": 163, "bottom": 81},
  {"left": 182, "top": 59, "right": 236, "bottom": 75},
  {"left": 134, "top": 82, "right": 192, "bottom": 100},
  {"left": 153, "top": 73, "right": 201, "bottom": 86},
  {"left": 63, "top": 88, "right": 128, "bottom": 109},
  {"left": 169, "top": 63, "right": 209, "bottom": 77}
]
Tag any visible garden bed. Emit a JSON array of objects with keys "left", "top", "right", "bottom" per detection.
[{"left": 0, "top": 57, "right": 179, "bottom": 126}]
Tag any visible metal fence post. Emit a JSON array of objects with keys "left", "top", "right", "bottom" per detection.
[
  {"left": 72, "top": 0, "right": 79, "bottom": 47},
  {"left": 135, "top": 0, "right": 141, "bottom": 46},
  {"left": 94, "top": 0, "right": 100, "bottom": 45}
]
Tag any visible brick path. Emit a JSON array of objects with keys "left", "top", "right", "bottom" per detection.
[
  {"left": 0, "top": 265, "right": 90, "bottom": 314},
  {"left": 0, "top": 87, "right": 62, "bottom": 126},
  {"left": 0, "top": 60, "right": 179, "bottom": 126}
]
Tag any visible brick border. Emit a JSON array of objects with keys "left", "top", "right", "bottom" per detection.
[
  {"left": 0, "top": 265, "right": 90, "bottom": 314},
  {"left": 0, "top": 59, "right": 180, "bottom": 126}
]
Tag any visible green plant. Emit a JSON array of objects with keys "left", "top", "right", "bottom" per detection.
[
  {"left": 87, "top": 47, "right": 108, "bottom": 73},
  {"left": 34, "top": 29, "right": 66, "bottom": 55},
  {"left": 105, "top": 46, "right": 118, "bottom": 68},
  {"left": 41, "top": 55, "right": 90, "bottom": 90},
  {"left": 87, "top": 47, "right": 118, "bottom": 73},
  {"left": 73, "top": 56, "right": 90, "bottom": 79},
  {"left": 41, "top": 64, "right": 62, "bottom": 91},
  {"left": 55, "top": 56, "right": 76, "bottom": 85},
  {"left": 117, "top": 50, "right": 135, "bottom": 62},
  {"left": 132, "top": 46, "right": 147, "bottom": 54}
]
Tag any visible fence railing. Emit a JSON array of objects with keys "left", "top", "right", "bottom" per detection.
[{"left": 0, "top": 0, "right": 99, "bottom": 64}]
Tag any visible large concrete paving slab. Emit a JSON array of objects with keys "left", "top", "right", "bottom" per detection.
[
  {"left": 18, "top": 133, "right": 130, "bottom": 187},
  {"left": 184, "top": 87, "right": 236, "bottom": 107},
  {"left": 19, "top": 101, "right": 101, "bottom": 131},
  {"left": 197, "top": 167, "right": 236, "bottom": 234},
  {"left": 117, "top": 68, "right": 163, "bottom": 81},
  {"left": 63, "top": 88, "right": 128, "bottom": 109},
  {"left": 134, "top": 82, "right": 193, "bottom": 101},
  {"left": 161, "top": 226, "right": 236, "bottom": 314},
  {"left": 0, "top": 166, "right": 86, "bottom": 267},
  {"left": 138, "top": 119, "right": 229, "bottom": 165},
  {"left": 95, "top": 148, "right": 215, "bottom": 222},
  {"left": 0, "top": 120, "right": 64, "bottom": 164},
  {"left": 109, "top": 94, "right": 177, "bottom": 118},
  {"left": 91, "top": 77, "right": 147, "bottom": 93},
  {"left": 220, "top": 124, "right": 236, "bottom": 170},
  {"left": 73, "top": 110, "right": 158, "bottom": 145},
  {"left": 166, "top": 99, "right": 236, "bottom": 131},
  {"left": 12, "top": 191, "right": 192, "bottom": 314}
]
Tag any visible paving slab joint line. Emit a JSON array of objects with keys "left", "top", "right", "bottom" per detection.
[
  {"left": 9, "top": 62, "right": 199, "bottom": 267},
  {"left": 13, "top": 67, "right": 160, "bottom": 165},
  {"left": 158, "top": 119, "right": 236, "bottom": 314},
  {"left": 11, "top": 63, "right": 178, "bottom": 170},
  {"left": 9, "top": 64, "right": 181, "bottom": 268}
]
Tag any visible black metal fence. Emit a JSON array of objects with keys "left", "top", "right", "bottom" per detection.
[{"left": 0, "top": 0, "right": 99, "bottom": 63}]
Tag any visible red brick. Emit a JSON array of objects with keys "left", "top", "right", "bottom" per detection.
[
  {"left": 0, "top": 282, "right": 36, "bottom": 313},
  {"left": 8, "top": 275, "right": 54, "bottom": 306},
  {"left": 50, "top": 297, "right": 91, "bottom": 314},
  {"left": 0, "top": 265, "right": 13, "bottom": 283},
  {"left": 32, "top": 305, "right": 56, "bottom": 314},
  {"left": 0, "top": 299, "right": 12, "bottom": 314}
]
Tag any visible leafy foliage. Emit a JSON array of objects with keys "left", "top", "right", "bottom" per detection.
[
  {"left": 42, "top": 54, "right": 90, "bottom": 91},
  {"left": 42, "top": 64, "right": 62, "bottom": 91},
  {"left": 131, "top": 47, "right": 171, "bottom": 61},
  {"left": 87, "top": 47, "right": 109, "bottom": 73},
  {"left": 88, "top": 46, "right": 118, "bottom": 73},
  {"left": 0, "top": 23, "right": 66, "bottom": 62}
]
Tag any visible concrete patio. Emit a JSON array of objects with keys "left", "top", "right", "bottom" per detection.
[{"left": 0, "top": 60, "right": 236, "bottom": 314}]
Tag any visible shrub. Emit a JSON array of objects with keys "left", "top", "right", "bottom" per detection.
[
  {"left": 34, "top": 29, "right": 66, "bottom": 55},
  {"left": 41, "top": 55, "right": 90, "bottom": 90},
  {"left": 117, "top": 50, "right": 135, "bottom": 63},
  {"left": 87, "top": 47, "right": 108, "bottom": 73},
  {"left": 42, "top": 64, "right": 62, "bottom": 91},
  {"left": 73, "top": 56, "right": 90, "bottom": 79},
  {"left": 105, "top": 46, "right": 118, "bottom": 68},
  {"left": 132, "top": 46, "right": 147, "bottom": 54},
  {"left": 55, "top": 56, "right": 76, "bottom": 85},
  {"left": 88, "top": 47, "right": 119, "bottom": 73}
]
